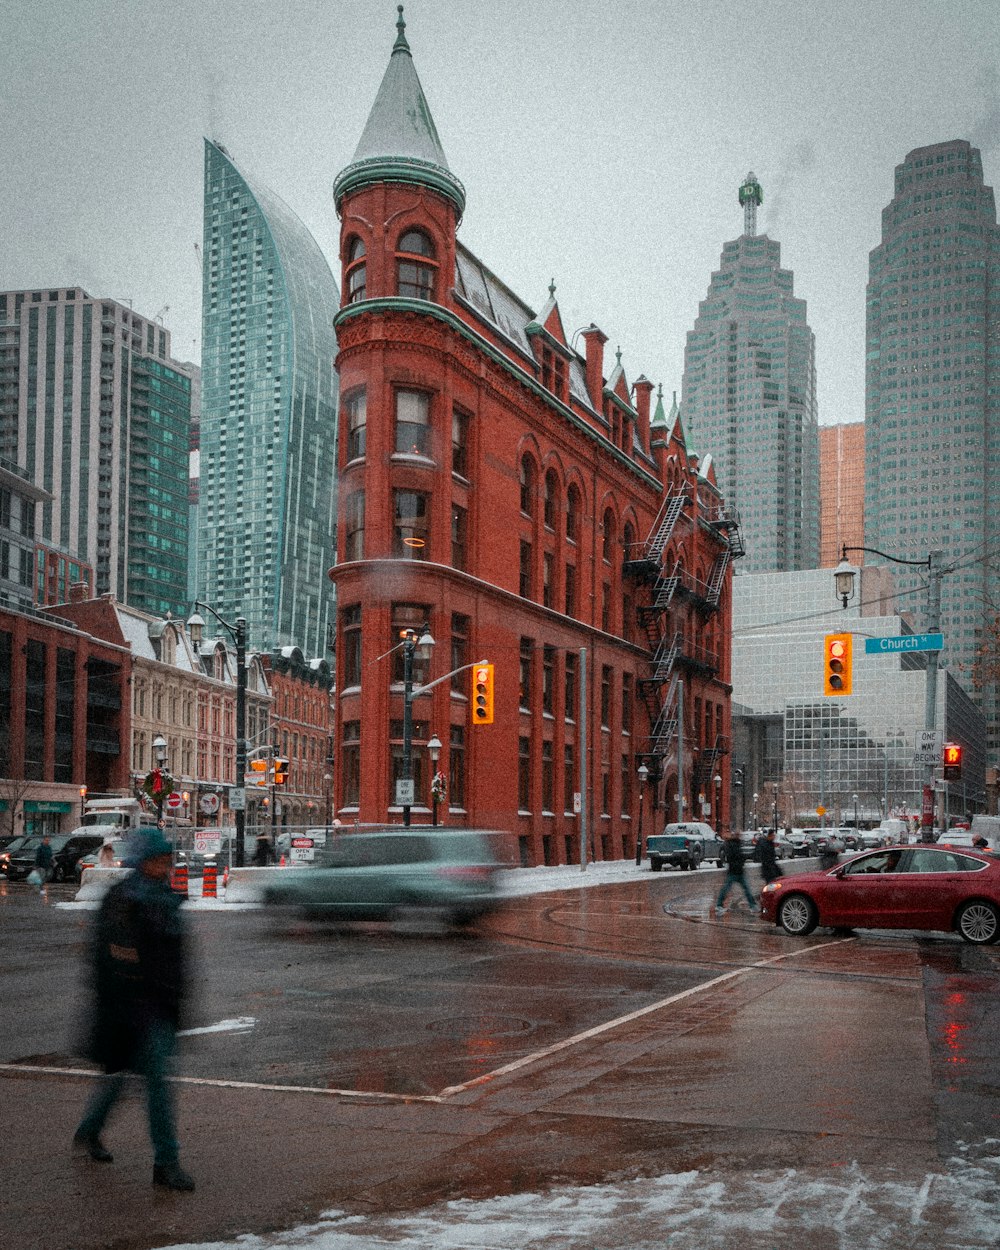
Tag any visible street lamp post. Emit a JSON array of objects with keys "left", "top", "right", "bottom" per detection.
[
  {"left": 324, "top": 737, "right": 334, "bottom": 834},
  {"left": 427, "top": 734, "right": 442, "bottom": 826},
  {"left": 713, "top": 773, "right": 722, "bottom": 832},
  {"left": 835, "top": 544, "right": 944, "bottom": 842},
  {"left": 79, "top": 786, "right": 87, "bottom": 822},
  {"left": 400, "top": 626, "right": 435, "bottom": 827},
  {"left": 634, "top": 762, "right": 649, "bottom": 866},
  {"left": 152, "top": 734, "right": 168, "bottom": 824},
  {"left": 732, "top": 766, "right": 746, "bottom": 832},
  {"left": 188, "top": 605, "right": 248, "bottom": 867},
  {"left": 752, "top": 792, "right": 758, "bottom": 830},
  {"left": 853, "top": 792, "right": 859, "bottom": 831}
]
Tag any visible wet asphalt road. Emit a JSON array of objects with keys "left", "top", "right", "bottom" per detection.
[{"left": 4, "top": 864, "right": 1000, "bottom": 1248}]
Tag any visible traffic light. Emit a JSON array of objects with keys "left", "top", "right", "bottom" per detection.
[
  {"left": 472, "top": 663, "right": 494, "bottom": 725},
  {"left": 273, "top": 757, "right": 289, "bottom": 786},
  {"left": 250, "top": 758, "right": 268, "bottom": 787},
  {"left": 823, "top": 633, "right": 853, "bottom": 696},
  {"left": 943, "top": 742, "right": 963, "bottom": 780}
]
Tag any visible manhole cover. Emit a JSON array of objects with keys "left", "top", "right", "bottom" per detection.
[{"left": 428, "top": 1015, "right": 533, "bottom": 1038}]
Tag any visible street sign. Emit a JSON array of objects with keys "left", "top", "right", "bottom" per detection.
[
  {"left": 914, "top": 729, "right": 942, "bottom": 766},
  {"left": 816, "top": 806, "right": 826, "bottom": 817},
  {"left": 165, "top": 792, "right": 183, "bottom": 810},
  {"left": 194, "top": 834, "right": 222, "bottom": 855},
  {"left": 199, "top": 793, "right": 220, "bottom": 815},
  {"left": 864, "top": 633, "right": 944, "bottom": 655},
  {"left": 229, "top": 786, "right": 246, "bottom": 811},
  {"left": 289, "top": 847, "right": 315, "bottom": 863},
  {"left": 290, "top": 837, "right": 314, "bottom": 849},
  {"left": 395, "top": 779, "right": 415, "bottom": 806}
]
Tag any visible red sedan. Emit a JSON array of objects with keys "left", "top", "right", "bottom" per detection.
[{"left": 760, "top": 845, "right": 1000, "bottom": 944}]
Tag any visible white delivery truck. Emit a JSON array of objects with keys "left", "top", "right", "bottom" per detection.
[{"left": 78, "top": 796, "right": 145, "bottom": 833}]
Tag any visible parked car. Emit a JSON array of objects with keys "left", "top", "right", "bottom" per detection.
[
  {"left": 783, "top": 829, "right": 811, "bottom": 858},
  {"left": 804, "top": 828, "right": 846, "bottom": 857},
  {"left": 4, "top": 833, "right": 106, "bottom": 882},
  {"left": 858, "top": 829, "right": 888, "bottom": 849},
  {"left": 760, "top": 844, "right": 1000, "bottom": 944},
  {"left": 261, "top": 829, "right": 511, "bottom": 927},
  {"left": 0, "top": 835, "right": 31, "bottom": 876},
  {"left": 646, "top": 822, "right": 720, "bottom": 871},
  {"left": 74, "top": 838, "right": 130, "bottom": 882}
]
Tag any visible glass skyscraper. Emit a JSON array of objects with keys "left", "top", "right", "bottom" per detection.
[
  {"left": 865, "top": 140, "right": 1000, "bottom": 759},
  {"left": 198, "top": 139, "right": 339, "bottom": 657},
  {"left": 682, "top": 174, "right": 819, "bottom": 573},
  {"left": 0, "top": 288, "right": 193, "bottom": 618}
]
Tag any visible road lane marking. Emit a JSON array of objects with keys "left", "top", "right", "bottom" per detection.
[
  {"left": 178, "top": 1016, "right": 257, "bottom": 1036},
  {"left": 437, "top": 936, "right": 855, "bottom": 1097}
]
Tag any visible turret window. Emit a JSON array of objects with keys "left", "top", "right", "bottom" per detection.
[
  {"left": 396, "top": 229, "right": 436, "bottom": 301},
  {"left": 346, "top": 237, "right": 366, "bottom": 304},
  {"left": 395, "top": 389, "right": 430, "bottom": 455},
  {"left": 394, "top": 490, "right": 429, "bottom": 559},
  {"left": 345, "top": 388, "right": 366, "bottom": 460}
]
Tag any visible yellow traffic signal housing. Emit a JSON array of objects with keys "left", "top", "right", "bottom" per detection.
[
  {"left": 472, "top": 663, "right": 494, "bottom": 725},
  {"left": 250, "top": 758, "right": 268, "bottom": 787},
  {"left": 823, "top": 633, "right": 853, "bottom": 696},
  {"left": 273, "top": 757, "right": 289, "bottom": 786}
]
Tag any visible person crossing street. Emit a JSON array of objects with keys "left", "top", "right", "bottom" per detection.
[{"left": 711, "top": 830, "right": 757, "bottom": 915}]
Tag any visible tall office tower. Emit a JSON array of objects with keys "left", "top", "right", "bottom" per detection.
[
  {"left": 819, "top": 421, "right": 865, "bottom": 567},
  {"left": 198, "top": 140, "right": 340, "bottom": 657},
  {"left": 0, "top": 288, "right": 192, "bottom": 617},
  {"left": 682, "top": 173, "right": 820, "bottom": 572},
  {"left": 865, "top": 139, "right": 1000, "bottom": 758}
]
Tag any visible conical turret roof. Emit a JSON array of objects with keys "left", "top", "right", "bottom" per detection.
[{"left": 334, "top": 6, "right": 465, "bottom": 217}]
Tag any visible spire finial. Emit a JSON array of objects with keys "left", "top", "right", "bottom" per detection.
[
  {"left": 615, "top": 345, "right": 622, "bottom": 367},
  {"left": 657, "top": 382, "right": 664, "bottom": 399},
  {"left": 548, "top": 278, "right": 556, "bottom": 299},
  {"left": 394, "top": 5, "right": 410, "bottom": 53}
]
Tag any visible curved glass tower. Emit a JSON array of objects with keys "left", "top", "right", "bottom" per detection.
[{"left": 198, "top": 139, "right": 340, "bottom": 657}]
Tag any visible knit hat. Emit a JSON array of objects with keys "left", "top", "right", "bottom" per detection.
[{"left": 124, "top": 826, "right": 173, "bottom": 865}]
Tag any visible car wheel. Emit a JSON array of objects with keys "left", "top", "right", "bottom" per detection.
[
  {"left": 777, "top": 893, "right": 818, "bottom": 937},
  {"left": 650, "top": 859, "right": 662, "bottom": 872},
  {"left": 956, "top": 900, "right": 1000, "bottom": 945}
]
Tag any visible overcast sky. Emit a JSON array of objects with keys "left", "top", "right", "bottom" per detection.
[{"left": 2, "top": 0, "right": 998, "bottom": 430}]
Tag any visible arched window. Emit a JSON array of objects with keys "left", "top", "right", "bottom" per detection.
[
  {"left": 623, "top": 522, "right": 636, "bottom": 562},
  {"left": 544, "top": 469, "right": 559, "bottom": 529},
  {"left": 345, "top": 236, "right": 366, "bottom": 304},
  {"left": 520, "top": 455, "right": 536, "bottom": 516},
  {"left": 397, "top": 229, "right": 436, "bottom": 300},
  {"left": 566, "top": 484, "right": 581, "bottom": 542},
  {"left": 602, "top": 509, "right": 616, "bottom": 563}
]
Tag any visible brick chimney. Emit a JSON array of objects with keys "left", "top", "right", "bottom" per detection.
[
  {"left": 68, "top": 581, "right": 88, "bottom": 603},
  {"left": 580, "top": 324, "right": 607, "bottom": 413},
  {"left": 632, "top": 375, "right": 653, "bottom": 454}
]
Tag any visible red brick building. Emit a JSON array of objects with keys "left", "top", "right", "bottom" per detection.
[
  {"left": 819, "top": 421, "right": 865, "bottom": 568},
  {"left": 327, "top": 12, "right": 740, "bottom": 865},
  {"left": 260, "top": 648, "right": 334, "bottom": 830}
]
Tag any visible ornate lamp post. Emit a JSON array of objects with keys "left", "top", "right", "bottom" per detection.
[
  {"left": 752, "top": 792, "right": 758, "bottom": 829},
  {"left": 152, "top": 734, "right": 168, "bottom": 824},
  {"left": 634, "top": 762, "right": 649, "bottom": 866},
  {"left": 79, "top": 785, "right": 87, "bottom": 822},
  {"left": 713, "top": 773, "right": 722, "bottom": 831},
  {"left": 427, "top": 733, "right": 443, "bottom": 826},
  {"left": 853, "top": 792, "right": 859, "bottom": 831},
  {"left": 732, "top": 766, "right": 746, "bottom": 831},
  {"left": 401, "top": 626, "right": 435, "bottom": 827},
  {"left": 188, "top": 605, "right": 247, "bottom": 866}
]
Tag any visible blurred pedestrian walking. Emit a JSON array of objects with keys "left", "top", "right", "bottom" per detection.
[
  {"left": 711, "top": 830, "right": 757, "bottom": 914},
  {"left": 32, "top": 834, "right": 53, "bottom": 896},
  {"left": 252, "top": 833, "right": 273, "bottom": 866},
  {"left": 755, "top": 829, "right": 783, "bottom": 885},
  {"left": 97, "top": 838, "right": 116, "bottom": 868},
  {"left": 73, "top": 827, "right": 195, "bottom": 1191}
]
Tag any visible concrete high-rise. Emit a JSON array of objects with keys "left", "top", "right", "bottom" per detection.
[
  {"left": 0, "top": 288, "right": 193, "bottom": 618},
  {"left": 865, "top": 140, "right": 1000, "bottom": 758},
  {"left": 682, "top": 173, "right": 820, "bottom": 573},
  {"left": 197, "top": 140, "right": 340, "bottom": 657},
  {"left": 819, "top": 421, "right": 865, "bottom": 568}
]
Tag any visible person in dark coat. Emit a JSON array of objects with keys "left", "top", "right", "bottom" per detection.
[
  {"left": 755, "top": 829, "right": 783, "bottom": 884},
  {"left": 73, "top": 827, "right": 195, "bottom": 1191},
  {"left": 33, "top": 834, "right": 54, "bottom": 892},
  {"left": 252, "top": 833, "right": 273, "bottom": 866},
  {"left": 711, "top": 830, "right": 758, "bottom": 913}
]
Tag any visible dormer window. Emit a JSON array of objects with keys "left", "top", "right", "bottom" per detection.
[
  {"left": 397, "top": 229, "right": 436, "bottom": 301},
  {"left": 346, "top": 236, "right": 366, "bottom": 304}
]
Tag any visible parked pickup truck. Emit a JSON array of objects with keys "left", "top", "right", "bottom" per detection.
[{"left": 646, "top": 822, "right": 721, "bottom": 872}]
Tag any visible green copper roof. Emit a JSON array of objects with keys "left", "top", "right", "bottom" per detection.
[{"left": 334, "top": 6, "right": 466, "bottom": 217}]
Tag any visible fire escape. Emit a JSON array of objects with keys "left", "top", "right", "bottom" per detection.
[{"left": 624, "top": 492, "right": 745, "bottom": 786}]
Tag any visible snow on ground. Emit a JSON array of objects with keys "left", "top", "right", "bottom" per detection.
[{"left": 161, "top": 1148, "right": 1000, "bottom": 1249}]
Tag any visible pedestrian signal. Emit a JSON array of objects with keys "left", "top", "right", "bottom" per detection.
[
  {"left": 274, "top": 757, "right": 289, "bottom": 786},
  {"left": 472, "top": 663, "right": 494, "bottom": 725},
  {"left": 942, "top": 742, "right": 962, "bottom": 780},
  {"left": 823, "top": 633, "right": 853, "bottom": 696}
]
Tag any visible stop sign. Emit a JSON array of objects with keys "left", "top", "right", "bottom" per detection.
[{"left": 165, "top": 792, "right": 183, "bottom": 810}]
